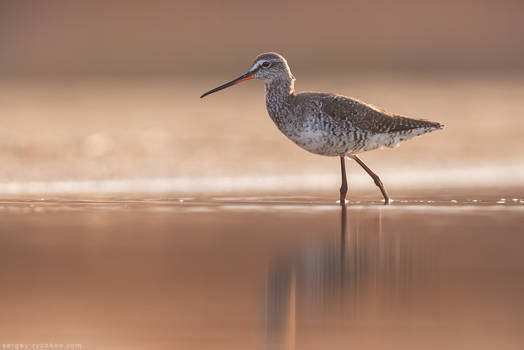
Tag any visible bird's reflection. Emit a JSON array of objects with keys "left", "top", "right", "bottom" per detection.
[{"left": 265, "top": 204, "right": 437, "bottom": 349}]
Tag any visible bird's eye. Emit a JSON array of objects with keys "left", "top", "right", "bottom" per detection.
[{"left": 261, "top": 61, "right": 271, "bottom": 68}]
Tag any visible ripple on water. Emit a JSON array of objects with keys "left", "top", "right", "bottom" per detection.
[{"left": 0, "top": 194, "right": 523, "bottom": 214}]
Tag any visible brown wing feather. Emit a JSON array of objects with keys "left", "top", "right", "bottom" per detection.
[{"left": 317, "top": 94, "right": 443, "bottom": 134}]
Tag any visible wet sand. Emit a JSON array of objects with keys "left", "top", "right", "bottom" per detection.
[
  {"left": 1, "top": 74, "right": 523, "bottom": 184},
  {"left": 1, "top": 190, "right": 524, "bottom": 349}
]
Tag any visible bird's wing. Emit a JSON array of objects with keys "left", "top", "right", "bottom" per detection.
[{"left": 314, "top": 94, "right": 442, "bottom": 134}]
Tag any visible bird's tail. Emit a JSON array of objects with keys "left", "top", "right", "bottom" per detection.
[
  {"left": 393, "top": 115, "right": 444, "bottom": 132},
  {"left": 381, "top": 115, "right": 443, "bottom": 149}
]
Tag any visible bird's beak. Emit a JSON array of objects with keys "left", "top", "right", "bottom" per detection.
[{"left": 200, "top": 70, "right": 255, "bottom": 98}]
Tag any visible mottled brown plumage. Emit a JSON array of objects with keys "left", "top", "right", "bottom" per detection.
[
  {"left": 200, "top": 52, "right": 443, "bottom": 204},
  {"left": 320, "top": 94, "right": 442, "bottom": 134}
]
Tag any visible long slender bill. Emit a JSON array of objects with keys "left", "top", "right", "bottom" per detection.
[{"left": 200, "top": 71, "right": 255, "bottom": 98}]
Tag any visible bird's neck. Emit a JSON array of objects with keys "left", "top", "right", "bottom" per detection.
[{"left": 264, "top": 77, "right": 295, "bottom": 127}]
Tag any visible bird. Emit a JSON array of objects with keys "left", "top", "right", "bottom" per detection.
[{"left": 200, "top": 52, "right": 443, "bottom": 204}]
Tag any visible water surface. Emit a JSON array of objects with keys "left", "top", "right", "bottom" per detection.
[{"left": 1, "top": 193, "right": 523, "bottom": 349}]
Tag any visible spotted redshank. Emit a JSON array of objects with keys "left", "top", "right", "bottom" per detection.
[{"left": 200, "top": 52, "right": 443, "bottom": 204}]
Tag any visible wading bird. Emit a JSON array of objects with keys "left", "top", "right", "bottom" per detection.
[{"left": 200, "top": 52, "right": 443, "bottom": 204}]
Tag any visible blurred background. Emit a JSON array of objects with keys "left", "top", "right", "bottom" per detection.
[
  {"left": 1, "top": 0, "right": 523, "bottom": 194},
  {"left": 2, "top": 3, "right": 524, "bottom": 350}
]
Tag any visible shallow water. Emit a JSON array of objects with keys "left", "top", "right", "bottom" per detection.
[
  {"left": 1, "top": 192, "right": 523, "bottom": 349},
  {"left": 1, "top": 72, "right": 524, "bottom": 348}
]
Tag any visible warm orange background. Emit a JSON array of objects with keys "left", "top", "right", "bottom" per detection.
[
  {"left": 0, "top": 1, "right": 523, "bottom": 191},
  {"left": 1, "top": 0, "right": 523, "bottom": 75}
]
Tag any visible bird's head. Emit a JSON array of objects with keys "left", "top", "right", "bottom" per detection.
[
  {"left": 249, "top": 52, "right": 293, "bottom": 82},
  {"left": 200, "top": 52, "right": 294, "bottom": 98}
]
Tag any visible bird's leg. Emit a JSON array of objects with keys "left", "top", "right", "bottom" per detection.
[
  {"left": 350, "top": 155, "right": 390, "bottom": 205},
  {"left": 339, "top": 156, "right": 348, "bottom": 204}
]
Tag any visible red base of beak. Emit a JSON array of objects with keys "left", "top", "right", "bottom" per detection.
[{"left": 234, "top": 74, "right": 254, "bottom": 84}]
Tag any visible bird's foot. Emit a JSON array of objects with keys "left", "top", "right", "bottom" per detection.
[{"left": 382, "top": 198, "right": 392, "bottom": 205}]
